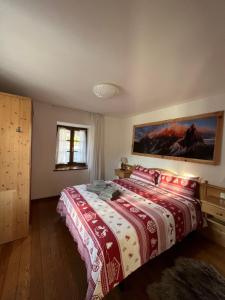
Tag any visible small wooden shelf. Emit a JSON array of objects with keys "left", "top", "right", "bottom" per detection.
[
  {"left": 203, "top": 196, "right": 225, "bottom": 208},
  {"left": 207, "top": 216, "right": 225, "bottom": 228},
  {"left": 114, "top": 169, "right": 132, "bottom": 179}
]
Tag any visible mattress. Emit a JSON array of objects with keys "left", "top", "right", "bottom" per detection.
[{"left": 57, "top": 178, "right": 203, "bottom": 300}]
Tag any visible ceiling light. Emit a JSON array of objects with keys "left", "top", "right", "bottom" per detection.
[{"left": 93, "top": 83, "right": 119, "bottom": 99}]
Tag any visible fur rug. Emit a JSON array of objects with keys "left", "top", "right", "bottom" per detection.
[{"left": 146, "top": 257, "right": 225, "bottom": 300}]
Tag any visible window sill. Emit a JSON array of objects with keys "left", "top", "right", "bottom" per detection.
[{"left": 54, "top": 166, "right": 88, "bottom": 171}]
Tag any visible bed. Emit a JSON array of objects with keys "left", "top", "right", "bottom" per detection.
[{"left": 57, "top": 168, "right": 205, "bottom": 300}]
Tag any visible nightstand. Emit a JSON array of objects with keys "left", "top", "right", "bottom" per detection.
[
  {"left": 201, "top": 184, "right": 225, "bottom": 248},
  {"left": 201, "top": 197, "right": 225, "bottom": 222},
  {"left": 114, "top": 169, "right": 132, "bottom": 179}
]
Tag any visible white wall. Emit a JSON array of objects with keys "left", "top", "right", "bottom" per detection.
[
  {"left": 105, "top": 94, "right": 225, "bottom": 187},
  {"left": 104, "top": 116, "right": 124, "bottom": 180},
  {"left": 31, "top": 101, "right": 92, "bottom": 199},
  {"left": 32, "top": 94, "right": 225, "bottom": 199}
]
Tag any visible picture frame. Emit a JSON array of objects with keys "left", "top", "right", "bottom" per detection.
[{"left": 132, "top": 111, "right": 224, "bottom": 165}]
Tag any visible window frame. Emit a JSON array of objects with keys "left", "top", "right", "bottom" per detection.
[{"left": 55, "top": 125, "right": 88, "bottom": 170}]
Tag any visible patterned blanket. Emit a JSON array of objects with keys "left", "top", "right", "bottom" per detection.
[{"left": 57, "top": 178, "right": 203, "bottom": 300}]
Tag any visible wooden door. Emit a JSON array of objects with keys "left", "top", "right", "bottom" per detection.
[{"left": 0, "top": 92, "right": 31, "bottom": 244}]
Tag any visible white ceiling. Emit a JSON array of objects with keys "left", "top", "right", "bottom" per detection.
[{"left": 0, "top": 0, "right": 225, "bottom": 116}]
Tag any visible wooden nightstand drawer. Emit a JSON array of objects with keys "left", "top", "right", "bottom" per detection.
[{"left": 202, "top": 202, "right": 225, "bottom": 222}]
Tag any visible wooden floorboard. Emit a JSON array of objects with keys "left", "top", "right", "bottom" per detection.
[
  {"left": 16, "top": 236, "right": 31, "bottom": 300},
  {"left": 29, "top": 201, "right": 44, "bottom": 300},
  {"left": 0, "top": 197, "right": 225, "bottom": 300}
]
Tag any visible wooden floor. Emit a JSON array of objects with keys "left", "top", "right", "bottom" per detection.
[{"left": 0, "top": 198, "right": 225, "bottom": 300}]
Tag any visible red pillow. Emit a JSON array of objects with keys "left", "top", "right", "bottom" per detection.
[
  {"left": 131, "top": 166, "right": 160, "bottom": 185},
  {"left": 158, "top": 174, "right": 198, "bottom": 198}
]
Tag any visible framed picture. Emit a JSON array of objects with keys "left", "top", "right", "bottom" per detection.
[{"left": 132, "top": 111, "right": 224, "bottom": 164}]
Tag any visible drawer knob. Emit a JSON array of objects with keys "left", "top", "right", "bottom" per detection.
[{"left": 216, "top": 212, "right": 223, "bottom": 217}]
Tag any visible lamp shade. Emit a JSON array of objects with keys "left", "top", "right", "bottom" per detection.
[
  {"left": 121, "top": 157, "right": 128, "bottom": 164},
  {"left": 93, "top": 83, "right": 119, "bottom": 99}
]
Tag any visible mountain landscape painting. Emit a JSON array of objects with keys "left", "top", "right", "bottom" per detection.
[{"left": 132, "top": 111, "right": 224, "bottom": 164}]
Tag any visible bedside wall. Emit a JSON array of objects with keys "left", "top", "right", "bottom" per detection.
[
  {"left": 104, "top": 93, "right": 225, "bottom": 187},
  {"left": 104, "top": 116, "right": 124, "bottom": 180}
]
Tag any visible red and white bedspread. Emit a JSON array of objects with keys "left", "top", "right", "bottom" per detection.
[{"left": 57, "top": 178, "right": 203, "bottom": 300}]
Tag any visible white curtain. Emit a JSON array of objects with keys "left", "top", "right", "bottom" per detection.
[
  {"left": 88, "top": 113, "right": 105, "bottom": 182},
  {"left": 55, "top": 127, "right": 71, "bottom": 164},
  {"left": 74, "top": 130, "right": 87, "bottom": 163}
]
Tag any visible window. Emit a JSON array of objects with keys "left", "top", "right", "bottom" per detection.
[{"left": 55, "top": 125, "right": 88, "bottom": 170}]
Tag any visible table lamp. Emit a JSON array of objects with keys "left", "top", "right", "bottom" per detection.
[{"left": 121, "top": 157, "right": 128, "bottom": 170}]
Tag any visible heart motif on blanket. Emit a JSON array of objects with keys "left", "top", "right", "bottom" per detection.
[
  {"left": 151, "top": 238, "right": 157, "bottom": 247},
  {"left": 106, "top": 242, "right": 113, "bottom": 249},
  {"left": 125, "top": 235, "right": 130, "bottom": 241},
  {"left": 138, "top": 214, "right": 147, "bottom": 219}
]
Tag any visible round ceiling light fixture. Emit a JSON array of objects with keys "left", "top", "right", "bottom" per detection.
[{"left": 93, "top": 83, "right": 119, "bottom": 99}]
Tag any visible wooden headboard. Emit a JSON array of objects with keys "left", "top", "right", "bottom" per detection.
[
  {"left": 199, "top": 180, "right": 208, "bottom": 201},
  {"left": 149, "top": 168, "right": 177, "bottom": 175}
]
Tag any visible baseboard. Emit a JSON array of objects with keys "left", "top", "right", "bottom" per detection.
[{"left": 31, "top": 195, "right": 59, "bottom": 201}]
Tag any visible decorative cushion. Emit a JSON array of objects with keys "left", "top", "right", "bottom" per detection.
[
  {"left": 130, "top": 165, "right": 161, "bottom": 185},
  {"left": 158, "top": 174, "right": 198, "bottom": 198}
]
